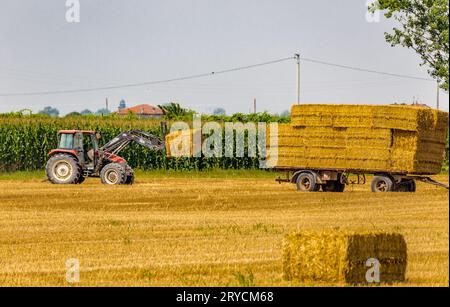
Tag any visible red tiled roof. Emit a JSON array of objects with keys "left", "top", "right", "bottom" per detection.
[{"left": 118, "top": 104, "right": 163, "bottom": 115}]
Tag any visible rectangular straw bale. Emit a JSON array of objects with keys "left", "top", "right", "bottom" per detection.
[
  {"left": 283, "top": 231, "right": 407, "bottom": 285},
  {"left": 291, "top": 104, "right": 421, "bottom": 131},
  {"left": 165, "top": 129, "right": 201, "bottom": 157},
  {"left": 270, "top": 105, "right": 448, "bottom": 174}
]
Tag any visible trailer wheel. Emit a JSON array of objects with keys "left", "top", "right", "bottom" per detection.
[
  {"left": 396, "top": 179, "right": 416, "bottom": 192},
  {"left": 371, "top": 175, "right": 395, "bottom": 192},
  {"left": 322, "top": 181, "right": 345, "bottom": 192},
  {"left": 296, "top": 172, "right": 320, "bottom": 192},
  {"left": 100, "top": 163, "right": 127, "bottom": 185}
]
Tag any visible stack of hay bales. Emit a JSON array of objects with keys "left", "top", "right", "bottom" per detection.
[
  {"left": 283, "top": 231, "right": 407, "bottom": 285},
  {"left": 269, "top": 104, "right": 448, "bottom": 174}
]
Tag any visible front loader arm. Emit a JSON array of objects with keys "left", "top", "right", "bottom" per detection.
[{"left": 100, "top": 130, "right": 165, "bottom": 156}]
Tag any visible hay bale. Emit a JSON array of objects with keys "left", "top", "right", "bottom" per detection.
[
  {"left": 283, "top": 231, "right": 407, "bottom": 285},
  {"left": 165, "top": 129, "right": 201, "bottom": 157},
  {"left": 268, "top": 105, "right": 448, "bottom": 174},
  {"left": 291, "top": 104, "right": 421, "bottom": 130}
]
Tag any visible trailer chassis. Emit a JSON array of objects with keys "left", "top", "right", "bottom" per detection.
[{"left": 275, "top": 169, "right": 449, "bottom": 192}]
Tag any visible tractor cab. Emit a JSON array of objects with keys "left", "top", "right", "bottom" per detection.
[{"left": 55, "top": 130, "right": 100, "bottom": 169}]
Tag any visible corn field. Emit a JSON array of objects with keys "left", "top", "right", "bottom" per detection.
[
  {"left": 0, "top": 114, "right": 448, "bottom": 172},
  {"left": 0, "top": 115, "right": 262, "bottom": 172}
]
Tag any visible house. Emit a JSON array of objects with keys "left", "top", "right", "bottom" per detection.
[{"left": 117, "top": 104, "right": 164, "bottom": 119}]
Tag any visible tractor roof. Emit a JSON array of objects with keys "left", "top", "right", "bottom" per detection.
[{"left": 58, "top": 130, "right": 96, "bottom": 134}]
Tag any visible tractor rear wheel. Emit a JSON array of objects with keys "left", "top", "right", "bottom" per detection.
[
  {"left": 100, "top": 163, "right": 127, "bottom": 185},
  {"left": 46, "top": 154, "right": 82, "bottom": 184}
]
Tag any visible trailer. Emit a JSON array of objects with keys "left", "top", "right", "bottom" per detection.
[
  {"left": 267, "top": 104, "right": 449, "bottom": 193},
  {"left": 274, "top": 167, "right": 449, "bottom": 192}
]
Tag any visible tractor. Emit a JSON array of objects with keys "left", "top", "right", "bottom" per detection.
[{"left": 45, "top": 123, "right": 167, "bottom": 185}]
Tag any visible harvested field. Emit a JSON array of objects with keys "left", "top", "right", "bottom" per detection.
[{"left": 0, "top": 171, "right": 448, "bottom": 286}]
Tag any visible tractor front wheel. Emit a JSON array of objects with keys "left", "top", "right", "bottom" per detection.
[
  {"left": 46, "top": 154, "right": 82, "bottom": 184},
  {"left": 100, "top": 163, "right": 127, "bottom": 185}
]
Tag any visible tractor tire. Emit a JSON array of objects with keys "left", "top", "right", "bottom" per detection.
[
  {"left": 322, "top": 180, "right": 345, "bottom": 192},
  {"left": 371, "top": 175, "right": 396, "bottom": 192},
  {"left": 296, "top": 172, "right": 320, "bottom": 192},
  {"left": 46, "top": 154, "right": 82, "bottom": 184},
  {"left": 125, "top": 174, "right": 135, "bottom": 185},
  {"left": 100, "top": 163, "right": 127, "bottom": 185},
  {"left": 77, "top": 175, "right": 86, "bottom": 184},
  {"left": 124, "top": 165, "right": 135, "bottom": 185}
]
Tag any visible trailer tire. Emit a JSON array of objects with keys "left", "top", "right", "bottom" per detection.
[
  {"left": 296, "top": 172, "right": 320, "bottom": 192},
  {"left": 100, "top": 163, "right": 127, "bottom": 185},
  {"left": 371, "top": 175, "right": 395, "bottom": 192},
  {"left": 396, "top": 179, "right": 416, "bottom": 192},
  {"left": 322, "top": 180, "right": 345, "bottom": 192}
]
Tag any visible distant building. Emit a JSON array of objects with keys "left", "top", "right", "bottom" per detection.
[
  {"left": 117, "top": 104, "right": 164, "bottom": 119},
  {"left": 118, "top": 100, "right": 127, "bottom": 111}
]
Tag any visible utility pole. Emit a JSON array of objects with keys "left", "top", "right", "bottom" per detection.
[
  {"left": 253, "top": 98, "right": 257, "bottom": 114},
  {"left": 436, "top": 80, "right": 440, "bottom": 110},
  {"left": 105, "top": 97, "right": 109, "bottom": 111},
  {"left": 295, "top": 53, "right": 300, "bottom": 104}
]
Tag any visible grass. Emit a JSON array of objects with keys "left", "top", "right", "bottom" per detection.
[
  {"left": 0, "top": 169, "right": 276, "bottom": 181},
  {"left": 0, "top": 172, "right": 448, "bottom": 286}
]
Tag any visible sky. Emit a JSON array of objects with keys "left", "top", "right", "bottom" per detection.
[{"left": 0, "top": 0, "right": 448, "bottom": 115}]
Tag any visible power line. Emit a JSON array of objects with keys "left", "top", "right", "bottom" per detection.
[
  {"left": 0, "top": 57, "right": 295, "bottom": 97},
  {"left": 0, "top": 55, "right": 434, "bottom": 97},
  {"left": 300, "top": 57, "right": 434, "bottom": 82}
]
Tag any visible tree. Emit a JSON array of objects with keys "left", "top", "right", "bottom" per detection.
[
  {"left": 80, "top": 109, "right": 93, "bottom": 115},
  {"left": 95, "top": 108, "right": 111, "bottom": 116},
  {"left": 213, "top": 107, "right": 226, "bottom": 115},
  {"left": 370, "top": 0, "right": 449, "bottom": 91},
  {"left": 280, "top": 110, "right": 291, "bottom": 117},
  {"left": 157, "top": 102, "right": 195, "bottom": 120},
  {"left": 38, "top": 106, "right": 59, "bottom": 117},
  {"left": 65, "top": 111, "right": 82, "bottom": 117}
]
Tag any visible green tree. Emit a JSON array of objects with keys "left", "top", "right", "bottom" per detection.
[
  {"left": 38, "top": 106, "right": 60, "bottom": 117},
  {"left": 371, "top": 0, "right": 449, "bottom": 91},
  {"left": 65, "top": 111, "right": 82, "bottom": 117},
  {"left": 157, "top": 102, "right": 195, "bottom": 120},
  {"left": 95, "top": 108, "right": 111, "bottom": 116},
  {"left": 213, "top": 107, "right": 226, "bottom": 115},
  {"left": 80, "top": 109, "right": 93, "bottom": 115}
]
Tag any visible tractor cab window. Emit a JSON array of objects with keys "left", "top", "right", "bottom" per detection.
[
  {"left": 83, "top": 134, "right": 95, "bottom": 163},
  {"left": 59, "top": 133, "right": 74, "bottom": 149}
]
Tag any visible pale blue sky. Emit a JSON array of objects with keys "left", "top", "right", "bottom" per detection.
[{"left": 0, "top": 0, "right": 448, "bottom": 115}]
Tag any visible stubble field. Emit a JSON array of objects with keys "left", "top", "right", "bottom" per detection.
[{"left": 0, "top": 171, "right": 448, "bottom": 287}]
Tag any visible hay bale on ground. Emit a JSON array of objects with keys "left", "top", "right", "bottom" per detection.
[{"left": 283, "top": 231, "right": 407, "bottom": 285}]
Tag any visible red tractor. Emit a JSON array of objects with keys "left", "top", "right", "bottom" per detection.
[{"left": 45, "top": 124, "right": 167, "bottom": 185}]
